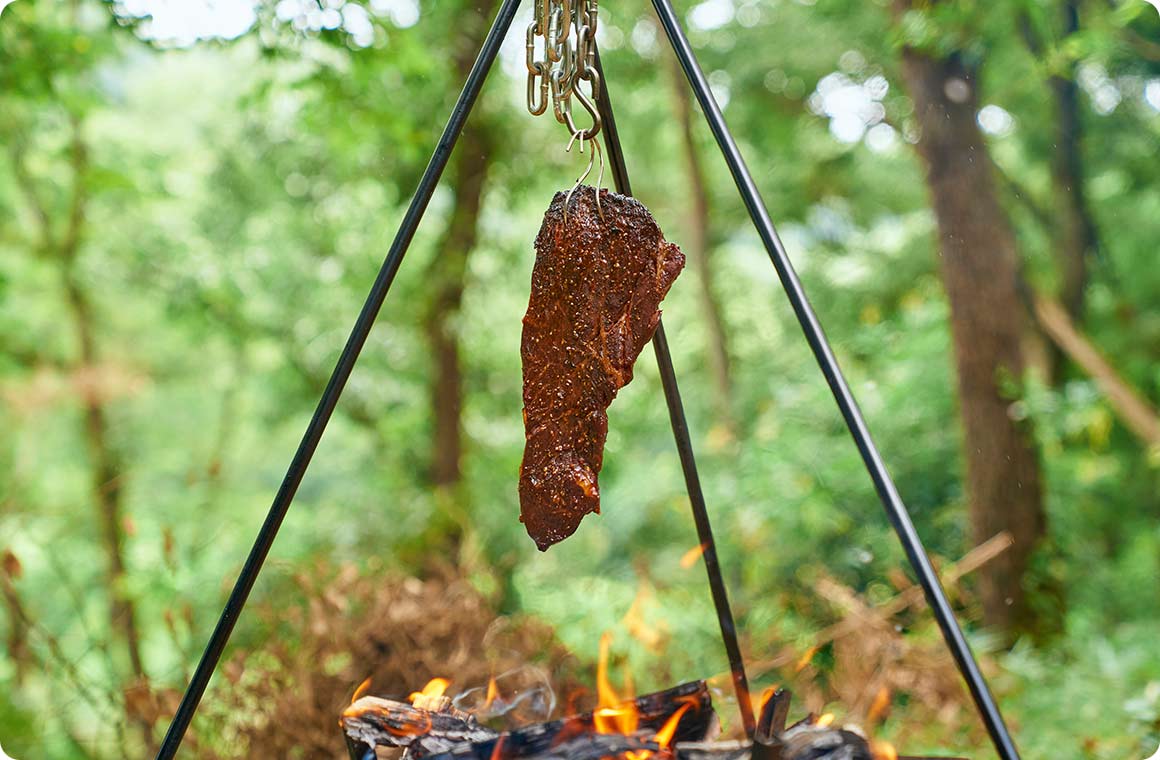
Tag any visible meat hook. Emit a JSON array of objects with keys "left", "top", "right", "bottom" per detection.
[{"left": 563, "top": 128, "right": 604, "bottom": 223}]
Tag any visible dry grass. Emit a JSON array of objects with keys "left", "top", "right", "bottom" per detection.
[
  {"left": 179, "top": 540, "right": 1010, "bottom": 758},
  {"left": 190, "top": 561, "right": 581, "bottom": 760}
]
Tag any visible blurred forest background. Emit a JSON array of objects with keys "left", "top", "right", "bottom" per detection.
[{"left": 1, "top": 0, "right": 1158, "bottom": 757}]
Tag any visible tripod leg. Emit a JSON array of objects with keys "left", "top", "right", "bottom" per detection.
[
  {"left": 591, "top": 47, "right": 756, "bottom": 738},
  {"left": 649, "top": 2, "right": 1021, "bottom": 758},
  {"left": 154, "top": 2, "right": 523, "bottom": 756}
]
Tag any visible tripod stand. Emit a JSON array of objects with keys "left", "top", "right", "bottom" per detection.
[{"left": 155, "top": 3, "right": 1021, "bottom": 758}]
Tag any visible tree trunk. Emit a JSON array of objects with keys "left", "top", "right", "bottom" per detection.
[
  {"left": 423, "top": 124, "right": 491, "bottom": 487},
  {"left": 1016, "top": 0, "right": 1100, "bottom": 380},
  {"left": 56, "top": 116, "right": 153, "bottom": 751},
  {"left": 898, "top": 47, "right": 1048, "bottom": 637},
  {"left": 666, "top": 50, "right": 733, "bottom": 431},
  {"left": 62, "top": 272, "right": 145, "bottom": 677},
  {"left": 1048, "top": 0, "right": 1099, "bottom": 322},
  {"left": 421, "top": 0, "right": 498, "bottom": 489}
]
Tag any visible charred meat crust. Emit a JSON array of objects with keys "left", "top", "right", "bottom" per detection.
[{"left": 519, "top": 186, "right": 685, "bottom": 550}]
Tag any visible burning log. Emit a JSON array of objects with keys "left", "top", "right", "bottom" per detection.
[
  {"left": 673, "top": 741, "right": 752, "bottom": 760},
  {"left": 342, "top": 696, "right": 499, "bottom": 758},
  {"left": 342, "top": 681, "right": 716, "bottom": 760},
  {"left": 755, "top": 688, "right": 791, "bottom": 739},
  {"left": 669, "top": 690, "right": 943, "bottom": 760},
  {"left": 763, "top": 724, "right": 873, "bottom": 760},
  {"left": 412, "top": 726, "right": 877, "bottom": 760},
  {"left": 679, "top": 725, "right": 880, "bottom": 760},
  {"left": 424, "top": 729, "right": 667, "bottom": 760},
  {"left": 679, "top": 731, "right": 959, "bottom": 760},
  {"left": 342, "top": 678, "right": 958, "bottom": 760}
]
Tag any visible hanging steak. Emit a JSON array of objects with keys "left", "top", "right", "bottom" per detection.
[{"left": 520, "top": 186, "right": 685, "bottom": 550}]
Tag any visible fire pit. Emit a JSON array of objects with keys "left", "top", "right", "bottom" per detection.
[
  {"left": 339, "top": 676, "right": 900, "bottom": 760},
  {"left": 338, "top": 637, "right": 927, "bottom": 760}
]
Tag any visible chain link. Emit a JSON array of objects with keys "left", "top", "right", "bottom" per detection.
[{"left": 526, "top": 0, "right": 601, "bottom": 140}]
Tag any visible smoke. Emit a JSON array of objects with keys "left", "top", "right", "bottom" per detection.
[{"left": 453, "top": 666, "right": 558, "bottom": 727}]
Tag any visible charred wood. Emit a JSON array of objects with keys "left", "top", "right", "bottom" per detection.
[
  {"left": 343, "top": 681, "right": 714, "bottom": 760},
  {"left": 684, "top": 727, "right": 882, "bottom": 760},
  {"left": 416, "top": 729, "right": 882, "bottom": 760},
  {"left": 412, "top": 681, "right": 715, "bottom": 760},
  {"left": 756, "top": 688, "right": 792, "bottom": 740},
  {"left": 774, "top": 725, "right": 872, "bottom": 760},
  {"left": 342, "top": 696, "right": 498, "bottom": 760},
  {"left": 677, "top": 740, "right": 753, "bottom": 760},
  {"left": 341, "top": 681, "right": 964, "bottom": 760},
  {"left": 423, "top": 730, "right": 665, "bottom": 760}
]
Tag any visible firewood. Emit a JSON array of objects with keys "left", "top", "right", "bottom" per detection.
[
  {"left": 342, "top": 681, "right": 715, "bottom": 760},
  {"left": 674, "top": 740, "right": 752, "bottom": 760},
  {"left": 775, "top": 725, "right": 873, "bottom": 760},
  {"left": 755, "top": 688, "right": 791, "bottom": 740},
  {"left": 342, "top": 696, "right": 499, "bottom": 760},
  {"left": 411, "top": 693, "right": 453, "bottom": 714},
  {"left": 422, "top": 729, "right": 665, "bottom": 760},
  {"left": 685, "top": 728, "right": 878, "bottom": 760},
  {"left": 411, "top": 681, "right": 715, "bottom": 760}
]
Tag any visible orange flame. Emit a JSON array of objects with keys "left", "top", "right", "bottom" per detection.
[
  {"left": 593, "top": 703, "right": 641, "bottom": 738},
  {"left": 867, "top": 687, "right": 891, "bottom": 725},
  {"left": 596, "top": 633, "right": 622, "bottom": 707},
  {"left": 623, "top": 584, "right": 668, "bottom": 652},
  {"left": 590, "top": 632, "right": 699, "bottom": 760},
  {"left": 679, "top": 544, "right": 707, "bottom": 569},
  {"left": 409, "top": 677, "right": 451, "bottom": 703},
  {"left": 871, "top": 740, "right": 898, "bottom": 760},
  {"left": 749, "top": 686, "right": 778, "bottom": 717},
  {"left": 489, "top": 735, "right": 508, "bottom": 760},
  {"left": 816, "top": 713, "right": 835, "bottom": 728},
  {"left": 794, "top": 646, "right": 818, "bottom": 673},
  {"left": 485, "top": 675, "right": 499, "bottom": 709},
  {"left": 350, "top": 676, "right": 373, "bottom": 704},
  {"left": 593, "top": 632, "right": 645, "bottom": 756},
  {"left": 653, "top": 702, "right": 692, "bottom": 748}
]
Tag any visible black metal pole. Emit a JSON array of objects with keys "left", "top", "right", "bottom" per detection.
[
  {"left": 591, "top": 46, "right": 756, "bottom": 738},
  {"left": 153, "top": 2, "right": 522, "bottom": 756},
  {"left": 649, "top": 2, "right": 1021, "bottom": 758}
]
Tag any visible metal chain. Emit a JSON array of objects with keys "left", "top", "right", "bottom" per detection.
[{"left": 526, "top": 0, "right": 601, "bottom": 140}]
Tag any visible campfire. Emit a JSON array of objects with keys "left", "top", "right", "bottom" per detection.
[{"left": 339, "top": 633, "right": 928, "bottom": 760}]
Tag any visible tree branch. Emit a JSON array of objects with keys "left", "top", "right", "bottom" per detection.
[
  {"left": 7, "top": 136, "right": 56, "bottom": 254},
  {"left": 1123, "top": 27, "right": 1160, "bottom": 62},
  {"left": 744, "top": 532, "right": 1015, "bottom": 676},
  {"left": 1030, "top": 293, "right": 1160, "bottom": 446}
]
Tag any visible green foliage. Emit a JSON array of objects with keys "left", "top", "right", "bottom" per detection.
[{"left": 1, "top": 0, "right": 1158, "bottom": 758}]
